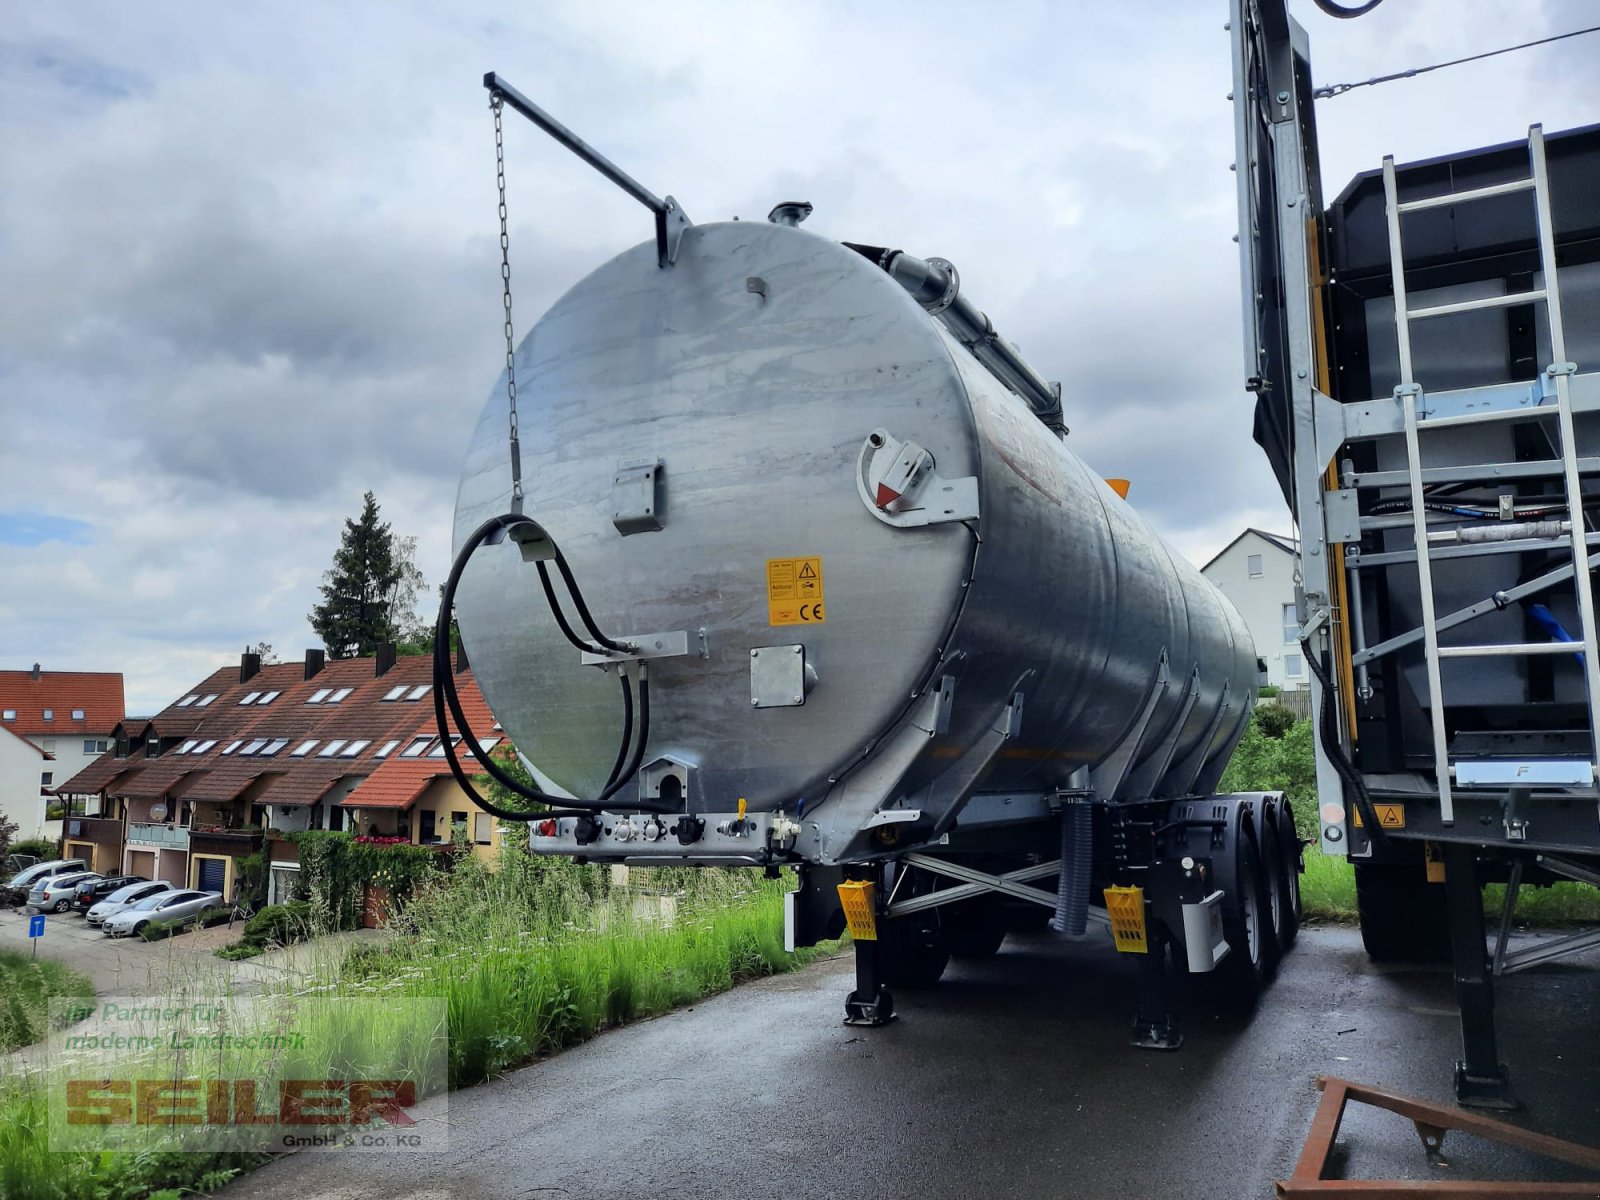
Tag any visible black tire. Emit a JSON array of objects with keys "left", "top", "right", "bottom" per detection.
[
  {"left": 1258, "top": 812, "right": 1286, "bottom": 975},
  {"left": 131, "top": 921, "right": 148, "bottom": 938},
  {"left": 942, "top": 896, "right": 1008, "bottom": 960},
  {"left": 1276, "top": 799, "right": 1302, "bottom": 950},
  {"left": 1004, "top": 904, "right": 1053, "bottom": 934},
  {"left": 1212, "top": 829, "right": 1273, "bottom": 1010},
  {"left": 876, "top": 914, "right": 950, "bottom": 988},
  {"left": 1355, "top": 861, "right": 1450, "bottom": 963}
]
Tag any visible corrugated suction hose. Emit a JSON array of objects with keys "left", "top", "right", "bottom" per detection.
[{"left": 1050, "top": 800, "right": 1092, "bottom": 936}]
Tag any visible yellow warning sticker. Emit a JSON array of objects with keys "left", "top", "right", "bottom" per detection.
[
  {"left": 767, "top": 556, "right": 825, "bottom": 626},
  {"left": 1352, "top": 803, "right": 1406, "bottom": 830}
]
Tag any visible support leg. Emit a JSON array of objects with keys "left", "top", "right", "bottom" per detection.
[
  {"left": 1442, "top": 842, "right": 1516, "bottom": 1109},
  {"left": 1129, "top": 930, "right": 1183, "bottom": 1050},
  {"left": 843, "top": 865, "right": 894, "bottom": 1026}
]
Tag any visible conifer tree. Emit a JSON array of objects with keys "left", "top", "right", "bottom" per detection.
[{"left": 308, "top": 492, "right": 404, "bottom": 659}]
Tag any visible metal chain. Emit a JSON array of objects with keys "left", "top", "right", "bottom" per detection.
[{"left": 491, "top": 92, "right": 523, "bottom": 509}]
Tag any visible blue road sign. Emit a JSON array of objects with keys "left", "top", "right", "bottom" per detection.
[{"left": 28, "top": 914, "right": 45, "bottom": 938}]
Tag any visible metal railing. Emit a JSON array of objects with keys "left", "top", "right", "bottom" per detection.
[{"left": 125, "top": 822, "right": 190, "bottom": 849}]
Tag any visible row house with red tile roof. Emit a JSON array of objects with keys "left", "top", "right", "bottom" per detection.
[
  {"left": 55, "top": 647, "right": 508, "bottom": 903},
  {"left": 0, "top": 666, "right": 124, "bottom": 838}
]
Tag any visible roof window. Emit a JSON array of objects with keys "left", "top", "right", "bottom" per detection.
[
  {"left": 239, "top": 692, "right": 261, "bottom": 706},
  {"left": 42, "top": 709, "right": 54, "bottom": 721},
  {"left": 256, "top": 691, "right": 281, "bottom": 705},
  {"left": 291, "top": 740, "right": 319, "bottom": 757},
  {"left": 307, "top": 688, "right": 332, "bottom": 703},
  {"left": 177, "top": 739, "right": 199, "bottom": 754},
  {"left": 221, "top": 740, "right": 243, "bottom": 755},
  {"left": 317, "top": 740, "right": 348, "bottom": 757},
  {"left": 1, "top": 709, "right": 15, "bottom": 721},
  {"left": 195, "top": 695, "right": 218, "bottom": 707},
  {"left": 193, "top": 740, "right": 217, "bottom": 754},
  {"left": 427, "top": 735, "right": 464, "bottom": 758},
  {"left": 382, "top": 685, "right": 408, "bottom": 701},
  {"left": 328, "top": 687, "right": 354, "bottom": 703},
  {"left": 259, "top": 738, "right": 290, "bottom": 757},
  {"left": 400, "top": 737, "right": 433, "bottom": 758},
  {"left": 374, "top": 739, "right": 401, "bottom": 758},
  {"left": 71, "top": 708, "right": 85, "bottom": 720},
  {"left": 176, "top": 695, "right": 198, "bottom": 708},
  {"left": 239, "top": 738, "right": 268, "bottom": 756},
  {"left": 406, "top": 685, "right": 432, "bottom": 701},
  {"left": 340, "top": 740, "right": 371, "bottom": 757}
]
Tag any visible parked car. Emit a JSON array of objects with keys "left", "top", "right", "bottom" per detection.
[
  {"left": 103, "top": 889, "right": 222, "bottom": 938},
  {"left": 27, "top": 871, "right": 103, "bottom": 913},
  {"left": 6, "top": 859, "right": 88, "bottom": 906},
  {"left": 71, "top": 874, "right": 150, "bottom": 913},
  {"left": 86, "top": 880, "right": 175, "bottom": 927},
  {"left": 3, "top": 853, "right": 41, "bottom": 878}
]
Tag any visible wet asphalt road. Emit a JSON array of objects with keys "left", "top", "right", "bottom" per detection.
[{"left": 222, "top": 925, "right": 1600, "bottom": 1199}]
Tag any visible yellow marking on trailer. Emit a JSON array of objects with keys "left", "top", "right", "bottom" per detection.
[
  {"left": 837, "top": 880, "right": 876, "bottom": 940},
  {"left": 767, "top": 556, "right": 825, "bottom": 625},
  {"left": 1425, "top": 842, "right": 1446, "bottom": 883},
  {"left": 1351, "top": 803, "right": 1405, "bottom": 829},
  {"left": 1103, "top": 886, "right": 1148, "bottom": 953}
]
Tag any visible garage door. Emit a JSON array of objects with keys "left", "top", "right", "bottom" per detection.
[{"left": 196, "top": 857, "right": 227, "bottom": 895}]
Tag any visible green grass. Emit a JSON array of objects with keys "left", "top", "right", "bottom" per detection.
[
  {"left": 0, "top": 948, "right": 93, "bottom": 1054},
  {"left": 0, "top": 855, "right": 830, "bottom": 1199},
  {"left": 1297, "top": 848, "right": 1600, "bottom": 925}
]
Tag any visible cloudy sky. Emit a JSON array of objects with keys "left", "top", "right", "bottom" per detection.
[{"left": 2, "top": 0, "right": 1596, "bottom": 715}]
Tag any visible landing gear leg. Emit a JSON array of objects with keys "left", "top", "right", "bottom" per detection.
[
  {"left": 1443, "top": 842, "right": 1515, "bottom": 1109},
  {"left": 843, "top": 865, "right": 895, "bottom": 1026},
  {"left": 1129, "top": 929, "right": 1182, "bottom": 1051}
]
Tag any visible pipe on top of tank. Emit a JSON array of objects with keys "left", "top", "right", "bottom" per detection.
[{"left": 844, "top": 242, "right": 1067, "bottom": 435}]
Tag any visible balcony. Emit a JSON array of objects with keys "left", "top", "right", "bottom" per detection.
[
  {"left": 62, "top": 816, "right": 122, "bottom": 845},
  {"left": 126, "top": 822, "right": 190, "bottom": 850}
]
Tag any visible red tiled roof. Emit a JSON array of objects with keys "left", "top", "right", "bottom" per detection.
[
  {"left": 55, "top": 748, "right": 127, "bottom": 794},
  {"left": 0, "top": 669, "right": 124, "bottom": 737},
  {"left": 57, "top": 652, "right": 497, "bottom": 815},
  {"left": 343, "top": 674, "right": 497, "bottom": 813},
  {"left": 345, "top": 773, "right": 440, "bottom": 810}
]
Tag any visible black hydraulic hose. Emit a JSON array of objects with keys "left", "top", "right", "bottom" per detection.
[
  {"left": 433, "top": 512, "right": 669, "bottom": 818},
  {"left": 552, "top": 549, "right": 630, "bottom": 654},
  {"left": 1303, "top": 641, "right": 1388, "bottom": 847},
  {"left": 537, "top": 560, "right": 606, "bottom": 655},
  {"left": 1311, "top": 0, "right": 1385, "bottom": 17}
]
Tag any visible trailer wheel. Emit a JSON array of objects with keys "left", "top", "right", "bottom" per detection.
[
  {"left": 942, "top": 896, "right": 1008, "bottom": 960},
  {"left": 1258, "top": 810, "right": 1286, "bottom": 975},
  {"left": 1276, "top": 799, "right": 1302, "bottom": 950},
  {"left": 1354, "top": 861, "right": 1449, "bottom": 963},
  {"left": 877, "top": 913, "right": 950, "bottom": 988},
  {"left": 1212, "top": 828, "right": 1273, "bottom": 1010}
]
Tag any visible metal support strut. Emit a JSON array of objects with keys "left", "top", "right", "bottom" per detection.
[
  {"left": 1442, "top": 843, "right": 1515, "bottom": 1109},
  {"left": 843, "top": 864, "right": 894, "bottom": 1026}
]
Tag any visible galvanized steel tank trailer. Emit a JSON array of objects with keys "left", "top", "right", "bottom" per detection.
[{"left": 440, "top": 74, "right": 1303, "bottom": 1035}]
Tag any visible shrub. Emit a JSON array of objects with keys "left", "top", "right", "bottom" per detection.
[
  {"left": 1219, "top": 716, "right": 1318, "bottom": 841},
  {"left": 223, "top": 901, "right": 314, "bottom": 957},
  {"left": 1258, "top": 684, "right": 1281, "bottom": 698},
  {"left": 1254, "top": 703, "right": 1297, "bottom": 739},
  {"left": 9, "top": 837, "right": 58, "bottom": 862}
]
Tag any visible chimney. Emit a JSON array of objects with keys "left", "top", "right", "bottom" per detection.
[
  {"left": 31, "top": 662, "right": 41, "bottom": 680},
  {"left": 239, "top": 650, "right": 261, "bottom": 684},
  {"left": 375, "top": 643, "right": 396, "bottom": 677},
  {"left": 304, "top": 648, "right": 325, "bottom": 680},
  {"left": 455, "top": 639, "right": 470, "bottom": 675}
]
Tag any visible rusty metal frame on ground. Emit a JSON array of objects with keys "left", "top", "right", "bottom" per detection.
[{"left": 1279, "top": 1076, "right": 1600, "bottom": 1197}]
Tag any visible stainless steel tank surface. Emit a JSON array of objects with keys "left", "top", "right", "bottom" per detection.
[{"left": 453, "top": 220, "right": 1257, "bottom": 832}]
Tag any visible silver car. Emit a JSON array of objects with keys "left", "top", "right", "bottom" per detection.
[
  {"left": 5, "top": 858, "right": 88, "bottom": 905},
  {"left": 86, "top": 880, "right": 175, "bottom": 927},
  {"left": 102, "top": 889, "right": 223, "bottom": 938},
  {"left": 27, "top": 871, "right": 102, "bottom": 914}
]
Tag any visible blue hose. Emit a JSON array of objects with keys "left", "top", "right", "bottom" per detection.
[{"left": 1050, "top": 801, "right": 1093, "bottom": 935}]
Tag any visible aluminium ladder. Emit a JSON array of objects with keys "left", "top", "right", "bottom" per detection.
[{"left": 1382, "top": 124, "right": 1600, "bottom": 825}]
